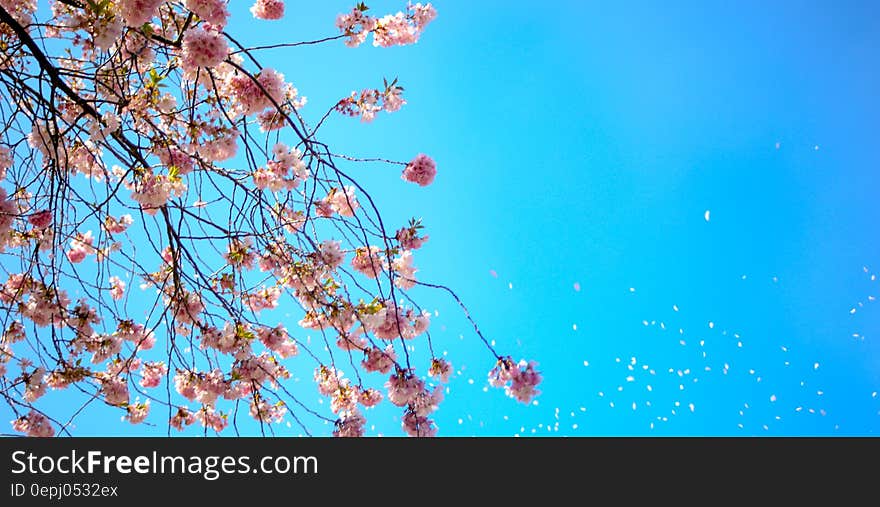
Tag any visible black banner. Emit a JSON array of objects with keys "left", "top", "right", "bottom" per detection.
[{"left": 0, "top": 438, "right": 874, "bottom": 503}]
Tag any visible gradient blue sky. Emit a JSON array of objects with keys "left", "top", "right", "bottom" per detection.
[{"left": 5, "top": 0, "right": 879, "bottom": 436}]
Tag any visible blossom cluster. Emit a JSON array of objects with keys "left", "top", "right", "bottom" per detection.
[
  {"left": 488, "top": 358, "right": 543, "bottom": 404},
  {"left": 336, "top": 2, "right": 437, "bottom": 48},
  {"left": 335, "top": 79, "right": 406, "bottom": 122}
]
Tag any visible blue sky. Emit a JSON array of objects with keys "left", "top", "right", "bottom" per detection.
[
  {"left": 5, "top": 0, "right": 880, "bottom": 436},
  {"left": 282, "top": 0, "right": 880, "bottom": 436}
]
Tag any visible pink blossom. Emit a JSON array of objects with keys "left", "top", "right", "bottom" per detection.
[
  {"left": 3, "top": 321, "right": 26, "bottom": 342},
  {"left": 318, "top": 240, "right": 345, "bottom": 269},
  {"left": 257, "top": 325, "right": 299, "bottom": 358},
  {"left": 325, "top": 186, "right": 359, "bottom": 216},
  {"left": 20, "top": 286, "right": 69, "bottom": 327},
  {"left": 129, "top": 171, "right": 186, "bottom": 215},
  {"left": 428, "top": 358, "right": 452, "bottom": 383},
  {"left": 67, "top": 299, "right": 101, "bottom": 338},
  {"left": 330, "top": 385, "right": 359, "bottom": 414},
  {"left": 488, "top": 359, "right": 514, "bottom": 388},
  {"left": 298, "top": 310, "right": 329, "bottom": 331},
  {"left": 125, "top": 400, "right": 150, "bottom": 424},
  {"left": 249, "top": 395, "right": 286, "bottom": 423},
  {"left": 383, "top": 84, "right": 406, "bottom": 112},
  {"left": 410, "top": 310, "right": 430, "bottom": 338},
  {"left": 45, "top": 369, "right": 72, "bottom": 389},
  {"left": 488, "top": 358, "right": 542, "bottom": 404},
  {"left": 372, "top": 3, "right": 437, "bottom": 48},
  {"left": 91, "top": 17, "right": 124, "bottom": 52},
  {"left": 315, "top": 200, "right": 334, "bottom": 218},
  {"left": 226, "top": 68, "right": 291, "bottom": 117},
  {"left": 350, "top": 89, "right": 381, "bottom": 122},
  {"left": 174, "top": 371, "right": 199, "bottom": 402},
  {"left": 184, "top": 0, "right": 229, "bottom": 27},
  {"left": 195, "top": 406, "right": 228, "bottom": 433},
  {"left": 139, "top": 361, "right": 167, "bottom": 388},
  {"left": 27, "top": 122, "right": 52, "bottom": 160},
  {"left": 0, "top": 189, "right": 16, "bottom": 236},
  {"left": 23, "top": 366, "right": 47, "bottom": 402},
  {"left": 402, "top": 153, "right": 436, "bottom": 186},
  {"left": 351, "top": 246, "right": 383, "bottom": 278},
  {"left": 224, "top": 237, "right": 256, "bottom": 270},
  {"left": 170, "top": 407, "right": 197, "bottom": 431},
  {"left": 119, "top": 25, "right": 149, "bottom": 59},
  {"left": 385, "top": 369, "right": 423, "bottom": 407},
  {"left": 333, "top": 409, "right": 365, "bottom": 437},
  {"left": 181, "top": 25, "right": 229, "bottom": 76},
  {"left": 336, "top": 7, "right": 378, "bottom": 48},
  {"left": 106, "top": 358, "right": 141, "bottom": 377},
  {"left": 244, "top": 285, "right": 281, "bottom": 313},
  {"left": 0, "top": 273, "right": 28, "bottom": 302},
  {"left": 118, "top": 0, "right": 164, "bottom": 27},
  {"left": 410, "top": 385, "right": 443, "bottom": 417},
  {"left": 0, "top": 146, "right": 11, "bottom": 180},
  {"left": 396, "top": 224, "right": 428, "bottom": 250},
  {"left": 103, "top": 214, "right": 133, "bottom": 234},
  {"left": 200, "top": 324, "right": 250, "bottom": 356},
  {"left": 367, "top": 303, "right": 415, "bottom": 340},
  {"left": 11, "top": 410, "right": 55, "bottom": 438},
  {"left": 314, "top": 366, "right": 344, "bottom": 397},
  {"left": 402, "top": 411, "right": 437, "bottom": 437},
  {"left": 336, "top": 85, "right": 404, "bottom": 121},
  {"left": 507, "top": 360, "right": 543, "bottom": 403},
  {"left": 66, "top": 230, "right": 95, "bottom": 264},
  {"left": 257, "top": 109, "right": 286, "bottom": 131},
  {"left": 114, "top": 320, "right": 155, "bottom": 351},
  {"left": 234, "top": 353, "right": 289, "bottom": 386},
  {"left": 251, "top": 144, "right": 306, "bottom": 192},
  {"left": 81, "top": 333, "right": 122, "bottom": 364},
  {"left": 392, "top": 250, "right": 418, "bottom": 290},
  {"left": 201, "top": 369, "right": 232, "bottom": 403},
  {"left": 99, "top": 374, "right": 129, "bottom": 406},
  {"left": 6, "top": 278, "right": 30, "bottom": 304},
  {"left": 155, "top": 145, "right": 194, "bottom": 175},
  {"left": 0, "top": 344, "right": 11, "bottom": 377},
  {"left": 336, "top": 331, "right": 367, "bottom": 351},
  {"left": 197, "top": 130, "right": 238, "bottom": 162},
  {"left": 359, "top": 388, "right": 383, "bottom": 408},
  {"left": 89, "top": 111, "right": 120, "bottom": 141},
  {"left": 257, "top": 241, "right": 290, "bottom": 274},
  {"left": 28, "top": 210, "right": 52, "bottom": 229},
  {"left": 361, "top": 345, "right": 397, "bottom": 374},
  {"left": 108, "top": 276, "right": 125, "bottom": 301},
  {"left": 250, "top": 0, "right": 285, "bottom": 20}
]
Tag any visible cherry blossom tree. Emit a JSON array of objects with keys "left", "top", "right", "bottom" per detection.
[{"left": 0, "top": 0, "right": 541, "bottom": 437}]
